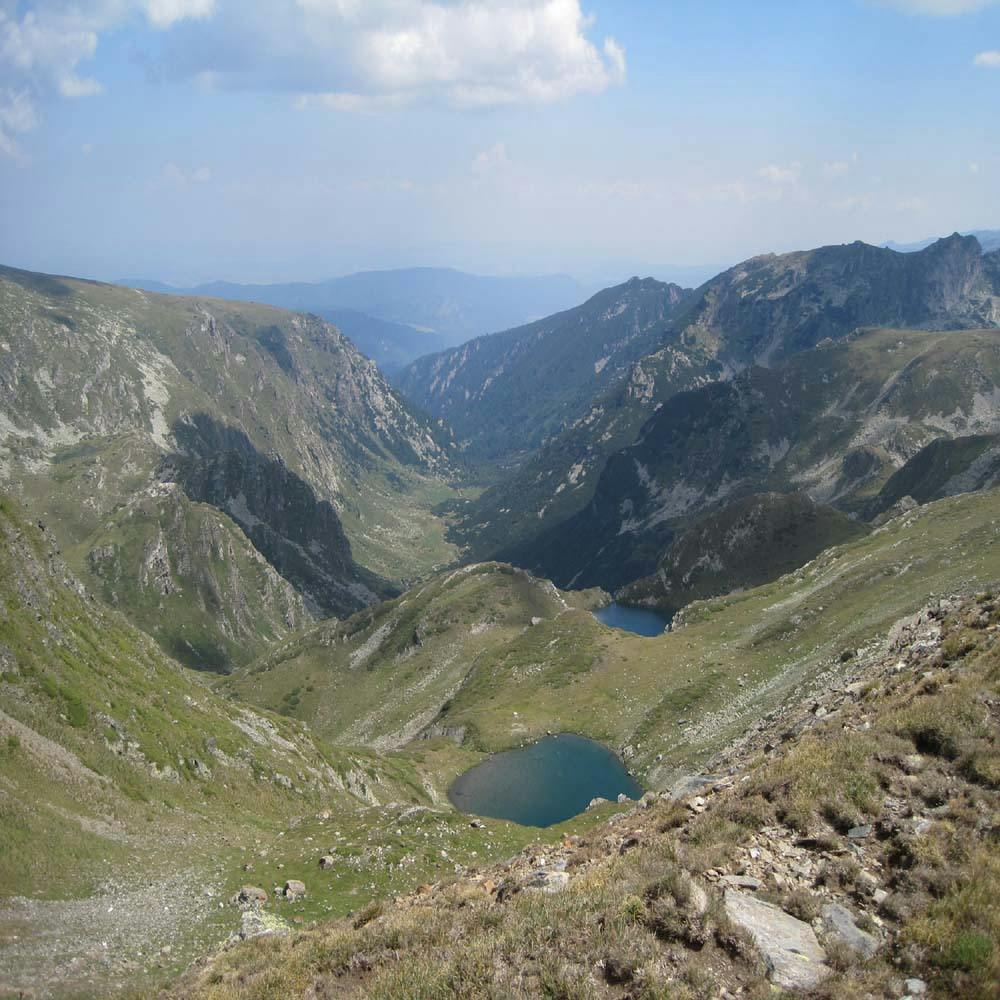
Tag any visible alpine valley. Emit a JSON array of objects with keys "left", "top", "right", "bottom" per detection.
[{"left": 3, "top": 234, "right": 1000, "bottom": 1000}]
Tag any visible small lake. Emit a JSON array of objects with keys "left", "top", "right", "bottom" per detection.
[
  {"left": 592, "top": 602, "right": 670, "bottom": 637},
  {"left": 448, "top": 733, "right": 643, "bottom": 827}
]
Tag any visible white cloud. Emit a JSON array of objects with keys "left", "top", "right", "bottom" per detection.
[
  {"left": 0, "top": 2, "right": 625, "bottom": 157},
  {"left": 880, "top": 0, "right": 999, "bottom": 14},
  {"left": 974, "top": 50, "right": 1000, "bottom": 66},
  {"left": 143, "top": 0, "right": 216, "bottom": 29},
  {"left": 310, "top": 0, "right": 627, "bottom": 108},
  {"left": 0, "top": 1, "right": 217, "bottom": 160},
  {"left": 757, "top": 161, "right": 802, "bottom": 184}
]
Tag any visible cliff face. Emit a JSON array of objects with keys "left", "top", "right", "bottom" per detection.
[{"left": 0, "top": 266, "right": 454, "bottom": 669}]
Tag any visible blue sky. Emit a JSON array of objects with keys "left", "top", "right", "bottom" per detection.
[{"left": 1, "top": 0, "right": 998, "bottom": 285}]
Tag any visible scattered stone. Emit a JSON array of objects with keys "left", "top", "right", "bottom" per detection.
[
  {"left": 847, "top": 824, "right": 872, "bottom": 840},
  {"left": 724, "top": 889, "right": 830, "bottom": 991},
  {"left": 904, "top": 978, "right": 928, "bottom": 996},
  {"left": 587, "top": 797, "right": 610, "bottom": 811},
  {"left": 469, "top": 820, "right": 486, "bottom": 829},
  {"left": 318, "top": 855, "right": 335, "bottom": 870},
  {"left": 820, "top": 903, "right": 880, "bottom": 959},
  {"left": 617, "top": 793, "right": 629, "bottom": 804},
  {"left": 873, "top": 889, "right": 889, "bottom": 906}
]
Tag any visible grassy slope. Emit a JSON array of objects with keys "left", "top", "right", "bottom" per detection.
[
  {"left": 0, "top": 496, "right": 630, "bottom": 997},
  {"left": 229, "top": 488, "right": 1000, "bottom": 802},
  {"left": 227, "top": 563, "right": 606, "bottom": 751},
  {"left": 176, "top": 592, "right": 1000, "bottom": 1000}
]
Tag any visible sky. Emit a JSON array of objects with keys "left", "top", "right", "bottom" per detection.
[{"left": 0, "top": 0, "right": 998, "bottom": 286}]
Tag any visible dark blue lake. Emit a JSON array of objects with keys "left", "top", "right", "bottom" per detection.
[
  {"left": 448, "top": 733, "right": 643, "bottom": 827},
  {"left": 593, "top": 602, "right": 670, "bottom": 637}
]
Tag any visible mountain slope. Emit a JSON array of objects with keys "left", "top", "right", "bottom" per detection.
[
  {"left": 501, "top": 326, "right": 1000, "bottom": 591},
  {"left": 618, "top": 492, "right": 869, "bottom": 614},
  {"left": 229, "top": 485, "right": 1000, "bottom": 785},
  {"left": 228, "top": 563, "right": 603, "bottom": 752},
  {"left": 866, "top": 432, "right": 1000, "bottom": 519},
  {"left": 447, "top": 236, "right": 1000, "bottom": 566},
  {"left": 0, "top": 264, "right": 457, "bottom": 669},
  {"left": 319, "top": 307, "right": 451, "bottom": 373},
  {"left": 396, "top": 277, "right": 692, "bottom": 461},
  {"left": 122, "top": 267, "right": 587, "bottom": 350},
  {"left": 178, "top": 588, "right": 1000, "bottom": 1000},
  {"left": 0, "top": 493, "right": 441, "bottom": 992}
]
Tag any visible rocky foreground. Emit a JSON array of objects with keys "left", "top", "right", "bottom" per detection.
[{"left": 171, "top": 592, "right": 1000, "bottom": 999}]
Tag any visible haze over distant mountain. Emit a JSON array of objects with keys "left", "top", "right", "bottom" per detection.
[
  {"left": 884, "top": 228, "right": 1000, "bottom": 254},
  {"left": 396, "top": 277, "right": 692, "bottom": 463},
  {"left": 119, "top": 267, "right": 588, "bottom": 368}
]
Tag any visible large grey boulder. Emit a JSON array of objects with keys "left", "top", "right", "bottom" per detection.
[
  {"left": 724, "top": 889, "right": 830, "bottom": 991},
  {"left": 820, "top": 903, "right": 880, "bottom": 958}
]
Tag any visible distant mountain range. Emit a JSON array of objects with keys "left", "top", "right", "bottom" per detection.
[
  {"left": 884, "top": 228, "right": 1000, "bottom": 253},
  {"left": 118, "top": 267, "right": 588, "bottom": 372},
  {"left": 433, "top": 234, "right": 1000, "bottom": 589},
  {"left": 396, "top": 277, "right": 692, "bottom": 463}
]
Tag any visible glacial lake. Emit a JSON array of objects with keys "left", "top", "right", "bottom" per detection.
[
  {"left": 448, "top": 733, "right": 643, "bottom": 827},
  {"left": 592, "top": 602, "right": 670, "bottom": 637}
]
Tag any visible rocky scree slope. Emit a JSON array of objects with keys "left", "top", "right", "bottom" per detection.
[
  {"left": 0, "top": 265, "right": 455, "bottom": 670},
  {"left": 499, "top": 325, "right": 1000, "bottom": 592},
  {"left": 397, "top": 277, "right": 692, "bottom": 463},
  {"left": 175, "top": 592, "right": 1000, "bottom": 1000},
  {"left": 447, "top": 236, "right": 1000, "bottom": 575}
]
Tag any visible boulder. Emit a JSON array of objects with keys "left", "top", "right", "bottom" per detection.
[
  {"left": 318, "top": 855, "right": 335, "bottom": 870},
  {"left": 724, "top": 889, "right": 830, "bottom": 991},
  {"left": 820, "top": 903, "right": 880, "bottom": 959},
  {"left": 523, "top": 870, "right": 569, "bottom": 893},
  {"left": 283, "top": 879, "right": 306, "bottom": 900},
  {"left": 234, "top": 885, "right": 268, "bottom": 907},
  {"left": 240, "top": 908, "right": 291, "bottom": 940},
  {"left": 721, "top": 874, "right": 763, "bottom": 890},
  {"left": 669, "top": 775, "right": 718, "bottom": 800}
]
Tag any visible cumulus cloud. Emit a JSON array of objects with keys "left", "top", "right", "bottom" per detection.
[
  {"left": 284, "top": 0, "right": 626, "bottom": 109},
  {"left": 974, "top": 49, "right": 1000, "bottom": 65},
  {"left": 880, "top": 0, "right": 999, "bottom": 13},
  {"left": 0, "top": 1, "right": 214, "bottom": 160},
  {"left": 0, "top": 1, "right": 624, "bottom": 158}
]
